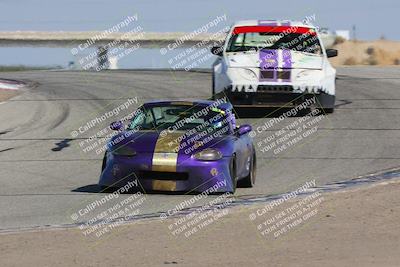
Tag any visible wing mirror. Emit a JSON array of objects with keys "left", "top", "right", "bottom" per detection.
[
  {"left": 110, "top": 121, "right": 123, "bottom": 131},
  {"left": 326, "top": 49, "right": 338, "bottom": 58},
  {"left": 238, "top": 124, "right": 252, "bottom": 136},
  {"left": 211, "top": 46, "right": 223, "bottom": 56}
]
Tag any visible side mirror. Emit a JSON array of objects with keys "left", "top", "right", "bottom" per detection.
[
  {"left": 110, "top": 121, "right": 123, "bottom": 131},
  {"left": 326, "top": 49, "right": 338, "bottom": 58},
  {"left": 211, "top": 46, "right": 223, "bottom": 57},
  {"left": 238, "top": 124, "right": 252, "bottom": 136}
]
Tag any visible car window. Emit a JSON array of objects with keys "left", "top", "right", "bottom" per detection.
[
  {"left": 128, "top": 108, "right": 155, "bottom": 130},
  {"left": 128, "top": 104, "right": 232, "bottom": 135},
  {"left": 227, "top": 28, "right": 322, "bottom": 54}
]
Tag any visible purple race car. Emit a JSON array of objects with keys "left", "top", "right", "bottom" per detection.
[{"left": 99, "top": 99, "right": 256, "bottom": 193}]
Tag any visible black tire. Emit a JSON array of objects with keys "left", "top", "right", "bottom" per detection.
[
  {"left": 229, "top": 156, "right": 237, "bottom": 193},
  {"left": 101, "top": 152, "right": 107, "bottom": 172},
  {"left": 323, "top": 108, "right": 334, "bottom": 114},
  {"left": 317, "top": 107, "right": 334, "bottom": 114},
  {"left": 99, "top": 185, "right": 108, "bottom": 192},
  {"left": 316, "top": 93, "right": 335, "bottom": 115},
  {"left": 238, "top": 152, "right": 256, "bottom": 188},
  {"left": 99, "top": 153, "right": 110, "bottom": 192}
]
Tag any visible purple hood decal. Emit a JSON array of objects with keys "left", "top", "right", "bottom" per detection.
[
  {"left": 259, "top": 49, "right": 292, "bottom": 82},
  {"left": 109, "top": 130, "right": 234, "bottom": 157}
]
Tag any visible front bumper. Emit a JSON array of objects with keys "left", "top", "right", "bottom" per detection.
[
  {"left": 224, "top": 85, "right": 333, "bottom": 108},
  {"left": 99, "top": 153, "right": 234, "bottom": 193}
]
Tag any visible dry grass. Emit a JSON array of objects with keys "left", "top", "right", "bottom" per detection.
[
  {"left": 343, "top": 57, "right": 358, "bottom": 65},
  {"left": 333, "top": 36, "right": 346, "bottom": 45},
  {"left": 330, "top": 40, "right": 400, "bottom": 66}
]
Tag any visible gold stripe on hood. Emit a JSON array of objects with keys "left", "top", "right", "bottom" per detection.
[{"left": 152, "top": 132, "right": 183, "bottom": 172}]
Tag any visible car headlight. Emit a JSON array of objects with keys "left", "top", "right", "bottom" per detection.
[
  {"left": 111, "top": 145, "right": 136, "bottom": 156},
  {"left": 193, "top": 148, "right": 222, "bottom": 161},
  {"left": 229, "top": 68, "right": 258, "bottom": 81},
  {"left": 243, "top": 68, "right": 258, "bottom": 80}
]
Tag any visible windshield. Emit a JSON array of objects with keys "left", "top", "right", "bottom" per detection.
[
  {"left": 127, "top": 104, "right": 232, "bottom": 135},
  {"left": 226, "top": 26, "right": 322, "bottom": 54}
]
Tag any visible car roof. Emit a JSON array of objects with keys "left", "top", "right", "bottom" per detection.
[{"left": 232, "top": 20, "right": 315, "bottom": 28}]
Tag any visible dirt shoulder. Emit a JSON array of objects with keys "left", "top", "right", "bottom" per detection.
[
  {"left": 0, "top": 89, "right": 19, "bottom": 102},
  {"left": 1, "top": 180, "right": 399, "bottom": 267}
]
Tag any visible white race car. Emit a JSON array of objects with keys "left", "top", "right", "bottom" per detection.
[{"left": 211, "top": 20, "right": 338, "bottom": 113}]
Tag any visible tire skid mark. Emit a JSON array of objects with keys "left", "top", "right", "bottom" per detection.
[
  {"left": 49, "top": 102, "right": 70, "bottom": 130},
  {"left": 0, "top": 166, "right": 399, "bottom": 234}
]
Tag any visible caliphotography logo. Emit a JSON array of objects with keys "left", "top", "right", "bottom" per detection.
[{"left": 0, "top": 1, "right": 399, "bottom": 267}]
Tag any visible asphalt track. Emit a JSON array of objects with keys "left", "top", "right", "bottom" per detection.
[{"left": 0, "top": 67, "right": 399, "bottom": 231}]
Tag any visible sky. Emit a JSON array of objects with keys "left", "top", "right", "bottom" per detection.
[{"left": 0, "top": 0, "right": 398, "bottom": 67}]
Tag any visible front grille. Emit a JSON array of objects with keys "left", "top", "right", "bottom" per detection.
[
  {"left": 260, "top": 70, "right": 291, "bottom": 80},
  {"left": 138, "top": 171, "right": 189, "bottom": 180},
  {"left": 257, "top": 85, "right": 294, "bottom": 92}
]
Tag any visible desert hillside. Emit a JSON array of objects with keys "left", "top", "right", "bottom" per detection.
[{"left": 329, "top": 40, "right": 400, "bottom": 66}]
